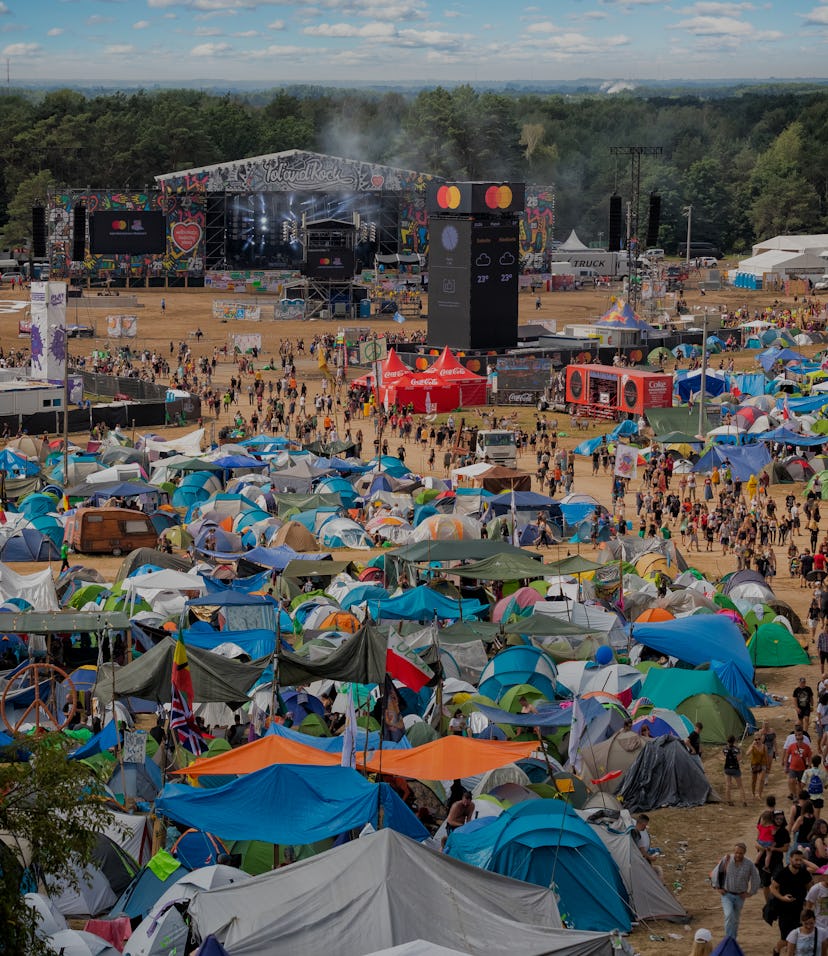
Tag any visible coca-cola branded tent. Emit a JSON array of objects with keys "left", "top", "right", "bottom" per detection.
[
  {"left": 351, "top": 347, "right": 412, "bottom": 388},
  {"left": 380, "top": 348, "right": 487, "bottom": 412}
]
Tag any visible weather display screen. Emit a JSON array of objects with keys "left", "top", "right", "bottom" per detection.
[
  {"left": 469, "top": 221, "right": 519, "bottom": 332},
  {"left": 89, "top": 211, "right": 166, "bottom": 255}
]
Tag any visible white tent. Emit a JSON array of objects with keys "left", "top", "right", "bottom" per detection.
[
  {"left": 734, "top": 249, "right": 827, "bottom": 278},
  {"left": 47, "top": 929, "right": 121, "bottom": 956},
  {"left": 25, "top": 892, "right": 68, "bottom": 937},
  {"left": 558, "top": 229, "right": 591, "bottom": 252},
  {"left": 142, "top": 429, "right": 204, "bottom": 461},
  {"left": 0, "top": 564, "right": 58, "bottom": 610},
  {"left": 187, "top": 829, "right": 614, "bottom": 955}
]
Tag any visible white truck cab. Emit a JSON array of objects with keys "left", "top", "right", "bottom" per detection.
[{"left": 475, "top": 429, "right": 517, "bottom": 468}]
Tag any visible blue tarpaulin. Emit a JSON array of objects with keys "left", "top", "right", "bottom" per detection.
[
  {"left": 778, "top": 395, "right": 828, "bottom": 414},
  {"left": 366, "top": 586, "right": 487, "bottom": 622},
  {"left": 692, "top": 443, "right": 771, "bottom": 482},
  {"left": 70, "top": 720, "right": 119, "bottom": 760},
  {"left": 675, "top": 371, "right": 729, "bottom": 402},
  {"left": 475, "top": 696, "right": 605, "bottom": 730},
  {"left": 183, "top": 627, "right": 277, "bottom": 659},
  {"left": 156, "top": 764, "right": 428, "bottom": 844},
  {"left": 266, "top": 721, "right": 410, "bottom": 752},
  {"left": 632, "top": 615, "right": 753, "bottom": 679},
  {"left": 757, "top": 348, "right": 807, "bottom": 372},
  {"left": 754, "top": 427, "right": 826, "bottom": 446}
]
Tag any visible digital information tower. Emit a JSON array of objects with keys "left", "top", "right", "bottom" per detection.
[{"left": 426, "top": 182, "right": 524, "bottom": 350}]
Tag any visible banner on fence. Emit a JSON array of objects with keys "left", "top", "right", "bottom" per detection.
[
  {"left": 231, "top": 333, "right": 262, "bottom": 352},
  {"left": 278, "top": 298, "right": 305, "bottom": 319},
  {"left": 212, "top": 300, "right": 262, "bottom": 321},
  {"left": 106, "top": 315, "right": 138, "bottom": 338}
]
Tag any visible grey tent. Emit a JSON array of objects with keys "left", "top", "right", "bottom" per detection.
[
  {"left": 187, "top": 828, "right": 615, "bottom": 955},
  {"left": 616, "top": 736, "right": 714, "bottom": 812},
  {"left": 580, "top": 731, "right": 648, "bottom": 794},
  {"left": 580, "top": 818, "right": 688, "bottom": 923},
  {"left": 115, "top": 548, "right": 193, "bottom": 583},
  {"left": 94, "top": 637, "right": 267, "bottom": 705}
]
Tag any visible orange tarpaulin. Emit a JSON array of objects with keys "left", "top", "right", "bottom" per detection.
[
  {"left": 171, "top": 733, "right": 340, "bottom": 777},
  {"left": 363, "top": 736, "right": 538, "bottom": 780}
]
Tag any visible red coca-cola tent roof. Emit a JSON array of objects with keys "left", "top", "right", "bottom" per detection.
[
  {"left": 415, "top": 347, "right": 485, "bottom": 383},
  {"left": 351, "top": 347, "right": 411, "bottom": 387}
]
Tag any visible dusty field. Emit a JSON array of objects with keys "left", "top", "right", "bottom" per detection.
[{"left": 1, "top": 275, "right": 827, "bottom": 955}]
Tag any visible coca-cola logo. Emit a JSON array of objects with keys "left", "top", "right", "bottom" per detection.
[
  {"left": 417, "top": 377, "right": 440, "bottom": 386},
  {"left": 507, "top": 391, "right": 537, "bottom": 404},
  {"left": 439, "top": 366, "right": 467, "bottom": 377}
]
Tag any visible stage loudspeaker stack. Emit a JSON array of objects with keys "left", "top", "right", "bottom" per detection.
[
  {"left": 32, "top": 206, "right": 46, "bottom": 258},
  {"left": 72, "top": 204, "right": 87, "bottom": 262},
  {"left": 646, "top": 193, "right": 661, "bottom": 249},
  {"left": 608, "top": 194, "right": 623, "bottom": 252}
]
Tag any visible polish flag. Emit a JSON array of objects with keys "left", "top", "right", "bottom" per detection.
[{"left": 386, "top": 632, "right": 433, "bottom": 691}]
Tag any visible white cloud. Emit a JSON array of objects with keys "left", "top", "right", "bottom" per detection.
[
  {"left": 232, "top": 29, "right": 261, "bottom": 36},
  {"left": 246, "top": 43, "right": 313, "bottom": 57},
  {"left": 267, "top": 19, "right": 286, "bottom": 29},
  {"left": 193, "top": 26, "right": 222, "bottom": 35},
  {"left": 190, "top": 41, "right": 234, "bottom": 55},
  {"left": 395, "top": 28, "right": 464, "bottom": 48},
  {"left": 133, "top": 20, "right": 151, "bottom": 29},
  {"left": 578, "top": 10, "right": 610, "bottom": 19},
  {"left": 105, "top": 44, "right": 136, "bottom": 54},
  {"left": 679, "top": 2, "right": 756, "bottom": 12},
  {"left": 2, "top": 42, "right": 40, "bottom": 56},
  {"left": 802, "top": 5, "right": 828, "bottom": 25},
  {"left": 675, "top": 14, "right": 756, "bottom": 36},
  {"left": 303, "top": 21, "right": 395, "bottom": 37},
  {"left": 0, "top": 3, "right": 9, "bottom": 14},
  {"left": 47, "top": 27, "right": 64, "bottom": 36},
  {"left": 86, "top": 14, "right": 114, "bottom": 26}
]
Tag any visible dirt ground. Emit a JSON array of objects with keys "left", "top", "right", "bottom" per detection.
[{"left": 1, "top": 274, "right": 827, "bottom": 955}]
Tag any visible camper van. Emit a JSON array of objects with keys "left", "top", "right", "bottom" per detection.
[{"left": 64, "top": 507, "right": 158, "bottom": 555}]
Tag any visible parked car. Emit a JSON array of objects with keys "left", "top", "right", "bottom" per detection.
[
  {"left": 814, "top": 275, "right": 828, "bottom": 291},
  {"left": 700, "top": 257, "right": 719, "bottom": 268}
]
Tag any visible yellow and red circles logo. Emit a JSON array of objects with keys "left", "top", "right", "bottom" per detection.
[
  {"left": 111, "top": 220, "right": 128, "bottom": 231},
  {"left": 437, "top": 185, "right": 462, "bottom": 209},
  {"left": 485, "top": 185, "right": 513, "bottom": 209}
]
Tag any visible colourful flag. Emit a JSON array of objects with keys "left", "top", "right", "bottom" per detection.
[
  {"left": 170, "top": 635, "right": 204, "bottom": 754},
  {"left": 340, "top": 685, "right": 357, "bottom": 769},
  {"left": 61, "top": 493, "right": 71, "bottom": 511},
  {"left": 386, "top": 631, "right": 433, "bottom": 692}
]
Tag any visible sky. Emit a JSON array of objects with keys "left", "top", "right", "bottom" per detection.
[{"left": 0, "top": 0, "right": 827, "bottom": 87}]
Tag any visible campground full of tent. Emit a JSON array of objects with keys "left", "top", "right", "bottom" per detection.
[{"left": 3, "top": 283, "right": 828, "bottom": 956}]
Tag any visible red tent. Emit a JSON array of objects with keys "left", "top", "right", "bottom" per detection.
[
  {"left": 351, "top": 347, "right": 411, "bottom": 388},
  {"left": 380, "top": 348, "right": 487, "bottom": 412}
]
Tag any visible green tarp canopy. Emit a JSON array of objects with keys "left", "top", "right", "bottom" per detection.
[
  {"left": 94, "top": 636, "right": 268, "bottom": 705},
  {"left": 543, "top": 555, "right": 605, "bottom": 576},
  {"left": 276, "top": 493, "right": 342, "bottom": 517},
  {"left": 503, "top": 615, "right": 592, "bottom": 636},
  {"left": 654, "top": 431, "right": 704, "bottom": 445},
  {"left": 646, "top": 406, "right": 714, "bottom": 437},
  {"left": 0, "top": 610, "right": 129, "bottom": 633},
  {"left": 282, "top": 559, "right": 353, "bottom": 579},
  {"left": 449, "top": 552, "right": 548, "bottom": 581},
  {"left": 389, "top": 540, "right": 529, "bottom": 564},
  {"left": 748, "top": 622, "right": 810, "bottom": 667},
  {"left": 277, "top": 624, "right": 387, "bottom": 686},
  {"left": 439, "top": 621, "right": 503, "bottom": 644}
]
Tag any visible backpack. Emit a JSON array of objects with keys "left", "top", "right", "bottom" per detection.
[{"left": 809, "top": 771, "right": 824, "bottom": 796}]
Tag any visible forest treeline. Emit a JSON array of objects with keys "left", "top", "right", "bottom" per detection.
[{"left": 1, "top": 84, "right": 827, "bottom": 253}]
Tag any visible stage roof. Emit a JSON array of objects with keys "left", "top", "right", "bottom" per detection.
[{"left": 156, "top": 149, "right": 432, "bottom": 194}]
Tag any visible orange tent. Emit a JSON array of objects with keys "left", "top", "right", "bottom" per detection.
[
  {"left": 171, "top": 733, "right": 340, "bottom": 777},
  {"left": 362, "top": 736, "right": 537, "bottom": 780},
  {"left": 635, "top": 608, "right": 675, "bottom": 623}
]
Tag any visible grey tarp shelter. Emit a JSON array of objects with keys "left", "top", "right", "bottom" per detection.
[
  {"left": 617, "top": 736, "right": 714, "bottom": 813},
  {"left": 277, "top": 624, "right": 387, "bottom": 686},
  {"left": 94, "top": 636, "right": 267, "bottom": 705},
  {"left": 187, "top": 828, "right": 614, "bottom": 956},
  {"left": 449, "top": 552, "right": 549, "bottom": 581}
]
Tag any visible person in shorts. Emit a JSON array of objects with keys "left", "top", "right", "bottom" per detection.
[{"left": 787, "top": 730, "right": 814, "bottom": 799}]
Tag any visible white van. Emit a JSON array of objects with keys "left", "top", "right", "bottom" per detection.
[{"left": 644, "top": 248, "right": 665, "bottom": 261}]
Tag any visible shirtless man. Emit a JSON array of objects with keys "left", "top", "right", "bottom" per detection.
[{"left": 442, "top": 790, "right": 475, "bottom": 849}]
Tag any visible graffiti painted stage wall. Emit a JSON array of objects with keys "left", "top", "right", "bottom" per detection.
[{"left": 50, "top": 190, "right": 206, "bottom": 277}]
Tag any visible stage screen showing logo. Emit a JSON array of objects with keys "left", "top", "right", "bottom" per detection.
[
  {"left": 89, "top": 211, "right": 167, "bottom": 255},
  {"left": 304, "top": 247, "right": 355, "bottom": 280}
]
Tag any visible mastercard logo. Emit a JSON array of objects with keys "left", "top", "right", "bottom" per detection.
[
  {"left": 485, "top": 185, "right": 513, "bottom": 209},
  {"left": 436, "top": 185, "right": 462, "bottom": 209},
  {"left": 319, "top": 257, "right": 331, "bottom": 265},
  {"left": 111, "top": 220, "right": 128, "bottom": 231}
]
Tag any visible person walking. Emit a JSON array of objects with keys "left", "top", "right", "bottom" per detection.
[
  {"left": 723, "top": 734, "right": 748, "bottom": 806},
  {"left": 59, "top": 540, "right": 70, "bottom": 573},
  {"left": 709, "top": 842, "right": 761, "bottom": 940},
  {"left": 783, "top": 908, "right": 828, "bottom": 956},
  {"left": 771, "top": 850, "right": 814, "bottom": 954}
]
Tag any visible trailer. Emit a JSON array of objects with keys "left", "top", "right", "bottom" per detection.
[{"left": 565, "top": 364, "right": 672, "bottom": 420}]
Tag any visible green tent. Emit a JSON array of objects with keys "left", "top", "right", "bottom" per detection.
[
  {"left": 748, "top": 622, "right": 809, "bottom": 667},
  {"left": 446, "top": 552, "right": 548, "bottom": 581},
  {"left": 805, "top": 470, "right": 828, "bottom": 499},
  {"left": 641, "top": 668, "right": 751, "bottom": 744}
]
